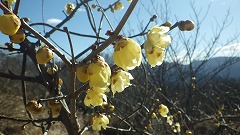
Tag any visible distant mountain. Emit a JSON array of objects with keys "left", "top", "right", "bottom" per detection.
[{"left": 190, "top": 57, "right": 240, "bottom": 79}]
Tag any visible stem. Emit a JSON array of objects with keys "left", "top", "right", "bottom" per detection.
[
  {"left": 13, "top": 0, "right": 20, "bottom": 15},
  {"left": 79, "top": 0, "right": 139, "bottom": 65},
  {"left": 64, "top": 27, "right": 75, "bottom": 63},
  {"left": 21, "top": 19, "right": 72, "bottom": 69}
]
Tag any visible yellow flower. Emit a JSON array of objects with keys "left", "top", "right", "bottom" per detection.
[
  {"left": 151, "top": 113, "right": 157, "bottom": 119},
  {"left": 92, "top": 4, "right": 97, "bottom": 9},
  {"left": 144, "top": 40, "right": 166, "bottom": 67},
  {"left": 87, "top": 60, "right": 111, "bottom": 87},
  {"left": 173, "top": 122, "right": 181, "bottom": 133},
  {"left": 114, "top": 2, "right": 124, "bottom": 10},
  {"left": 65, "top": 3, "right": 75, "bottom": 14},
  {"left": 111, "top": 70, "right": 133, "bottom": 96},
  {"left": 9, "top": 29, "right": 25, "bottom": 44},
  {"left": 3, "top": 0, "right": 16, "bottom": 9},
  {"left": 167, "top": 115, "right": 174, "bottom": 126},
  {"left": 0, "top": 14, "right": 21, "bottom": 36},
  {"left": 113, "top": 38, "right": 142, "bottom": 71},
  {"left": 91, "top": 114, "right": 109, "bottom": 131},
  {"left": 47, "top": 67, "right": 57, "bottom": 75},
  {"left": 147, "top": 25, "right": 171, "bottom": 48},
  {"left": 84, "top": 87, "right": 108, "bottom": 107},
  {"left": 127, "top": 0, "right": 132, "bottom": 2},
  {"left": 36, "top": 46, "right": 54, "bottom": 64},
  {"left": 158, "top": 104, "right": 169, "bottom": 117},
  {"left": 26, "top": 100, "right": 43, "bottom": 114},
  {"left": 48, "top": 100, "right": 62, "bottom": 116},
  {"left": 76, "top": 63, "right": 89, "bottom": 83}
]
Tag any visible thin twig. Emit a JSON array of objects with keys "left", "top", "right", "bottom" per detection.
[
  {"left": 0, "top": 115, "right": 59, "bottom": 123},
  {"left": 44, "top": 0, "right": 91, "bottom": 38},
  {"left": 29, "top": 23, "right": 106, "bottom": 40},
  {"left": 64, "top": 27, "right": 75, "bottom": 63},
  {"left": 79, "top": 0, "right": 139, "bottom": 65},
  {"left": 13, "top": 0, "right": 20, "bottom": 15},
  {"left": 0, "top": 72, "right": 43, "bottom": 84},
  {"left": 21, "top": 19, "right": 72, "bottom": 69}
]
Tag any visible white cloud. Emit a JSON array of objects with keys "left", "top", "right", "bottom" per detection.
[
  {"left": 46, "top": 18, "right": 62, "bottom": 25},
  {"left": 215, "top": 42, "right": 240, "bottom": 57},
  {"left": 78, "top": 8, "right": 86, "bottom": 12}
]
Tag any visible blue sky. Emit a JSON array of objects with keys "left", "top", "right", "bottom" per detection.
[{"left": 0, "top": 0, "right": 239, "bottom": 60}]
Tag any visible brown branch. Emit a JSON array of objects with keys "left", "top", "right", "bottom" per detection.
[
  {"left": 0, "top": 115, "right": 59, "bottom": 123},
  {"left": 21, "top": 19, "right": 72, "bottom": 69},
  {"left": 0, "top": 72, "right": 43, "bottom": 84},
  {"left": 29, "top": 23, "right": 106, "bottom": 40},
  {"left": 193, "top": 115, "right": 240, "bottom": 124},
  {"left": 74, "top": 0, "right": 139, "bottom": 99},
  {"left": 44, "top": 0, "right": 91, "bottom": 38},
  {"left": 0, "top": 2, "right": 11, "bottom": 13},
  {"left": 79, "top": 0, "right": 139, "bottom": 65},
  {"left": 13, "top": 0, "right": 20, "bottom": 15}
]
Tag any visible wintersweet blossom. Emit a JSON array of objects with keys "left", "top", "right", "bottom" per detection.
[
  {"left": 167, "top": 115, "right": 174, "bottom": 126},
  {"left": 173, "top": 122, "right": 181, "bottom": 133},
  {"left": 145, "top": 45, "right": 166, "bottom": 67},
  {"left": 26, "top": 100, "right": 43, "bottom": 114},
  {"left": 9, "top": 29, "right": 26, "bottom": 44},
  {"left": 65, "top": 3, "right": 75, "bottom": 14},
  {"left": 76, "top": 63, "right": 89, "bottom": 83},
  {"left": 111, "top": 70, "right": 134, "bottom": 96},
  {"left": 3, "top": 0, "right": 16, "bottom": 9},
  {"left": 87, "top": 60, "right": 111, "bottom": 87},
  {"left": 48, "top": 100, "right": 62, "bottom": 116},
  {"left": 91, "top": 114, "right": 109, "bottom": 131},
  {"left": 36, "top": 46, "right": 54, "bottom": 64},
  {"left": 113, "top": 38, "right": 142, "bottom": 71},
  {"left": 114, "top": 2, "right": 124, "bottom": 10},
  {"left": 147, "top": 25, "right": 172, "bottom": 48},
  {"left": 84, "top": 87, "right": 108, "bottom": 107},
  {"left": 0, "top": 14, "right": 21, "bottom": 36},
  {"left": 158, "top": 104, "right": 169, "bottom": 117}
]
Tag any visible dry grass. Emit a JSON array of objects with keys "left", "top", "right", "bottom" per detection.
[{"left": 0, "top": 83, "right": 98, "bottom": 135}]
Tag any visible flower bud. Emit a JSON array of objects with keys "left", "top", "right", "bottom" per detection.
[
  {"left": 92, "top": 4, "right": 97, "bottom": 9},
  {"left": 26, "top": 100, "right": 43, "bottom": 114},
  {"left": 48, "top": 100, "right": 62, "bottom": 115},
  {"left": 65, "top": 3, "right": 75, "bottom": 15},
  {"left": 47, "top": 67, "right": 57, "bottom": 75},
  {"left": 0, "top": 14, "right": 21, "bottom": 35},
  {"left": 101, "top": 102, "right": 108, "bottom": 109},
  {"left": 9, "top": 29, "right": 25, "bottom": 44},
  {"left": 108, "top": 105, "right": 115, "bottom": 111},
  {"left": 36, "top": 46, "right": 54, "bottom": 64},
  {"left": 151, "top": 113, "right": 157, "bottom": 118},
  {"left": 3, "top": 0, "right": 16, "bottom": 10},
  {"left": 114, "top": 2, "right": 124, "bottom": 10},
  {"left": 186, "top": 130, "right": 193, "bottom": 135},
  {"left": 158, "top": 104, "right": 169, "bottom": 117},
  {"left": 178, "top": 20, "right": 195, "bottom": 31},
  {"left": 162, "top": 21, "right": 172, "bottom": 27}
]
